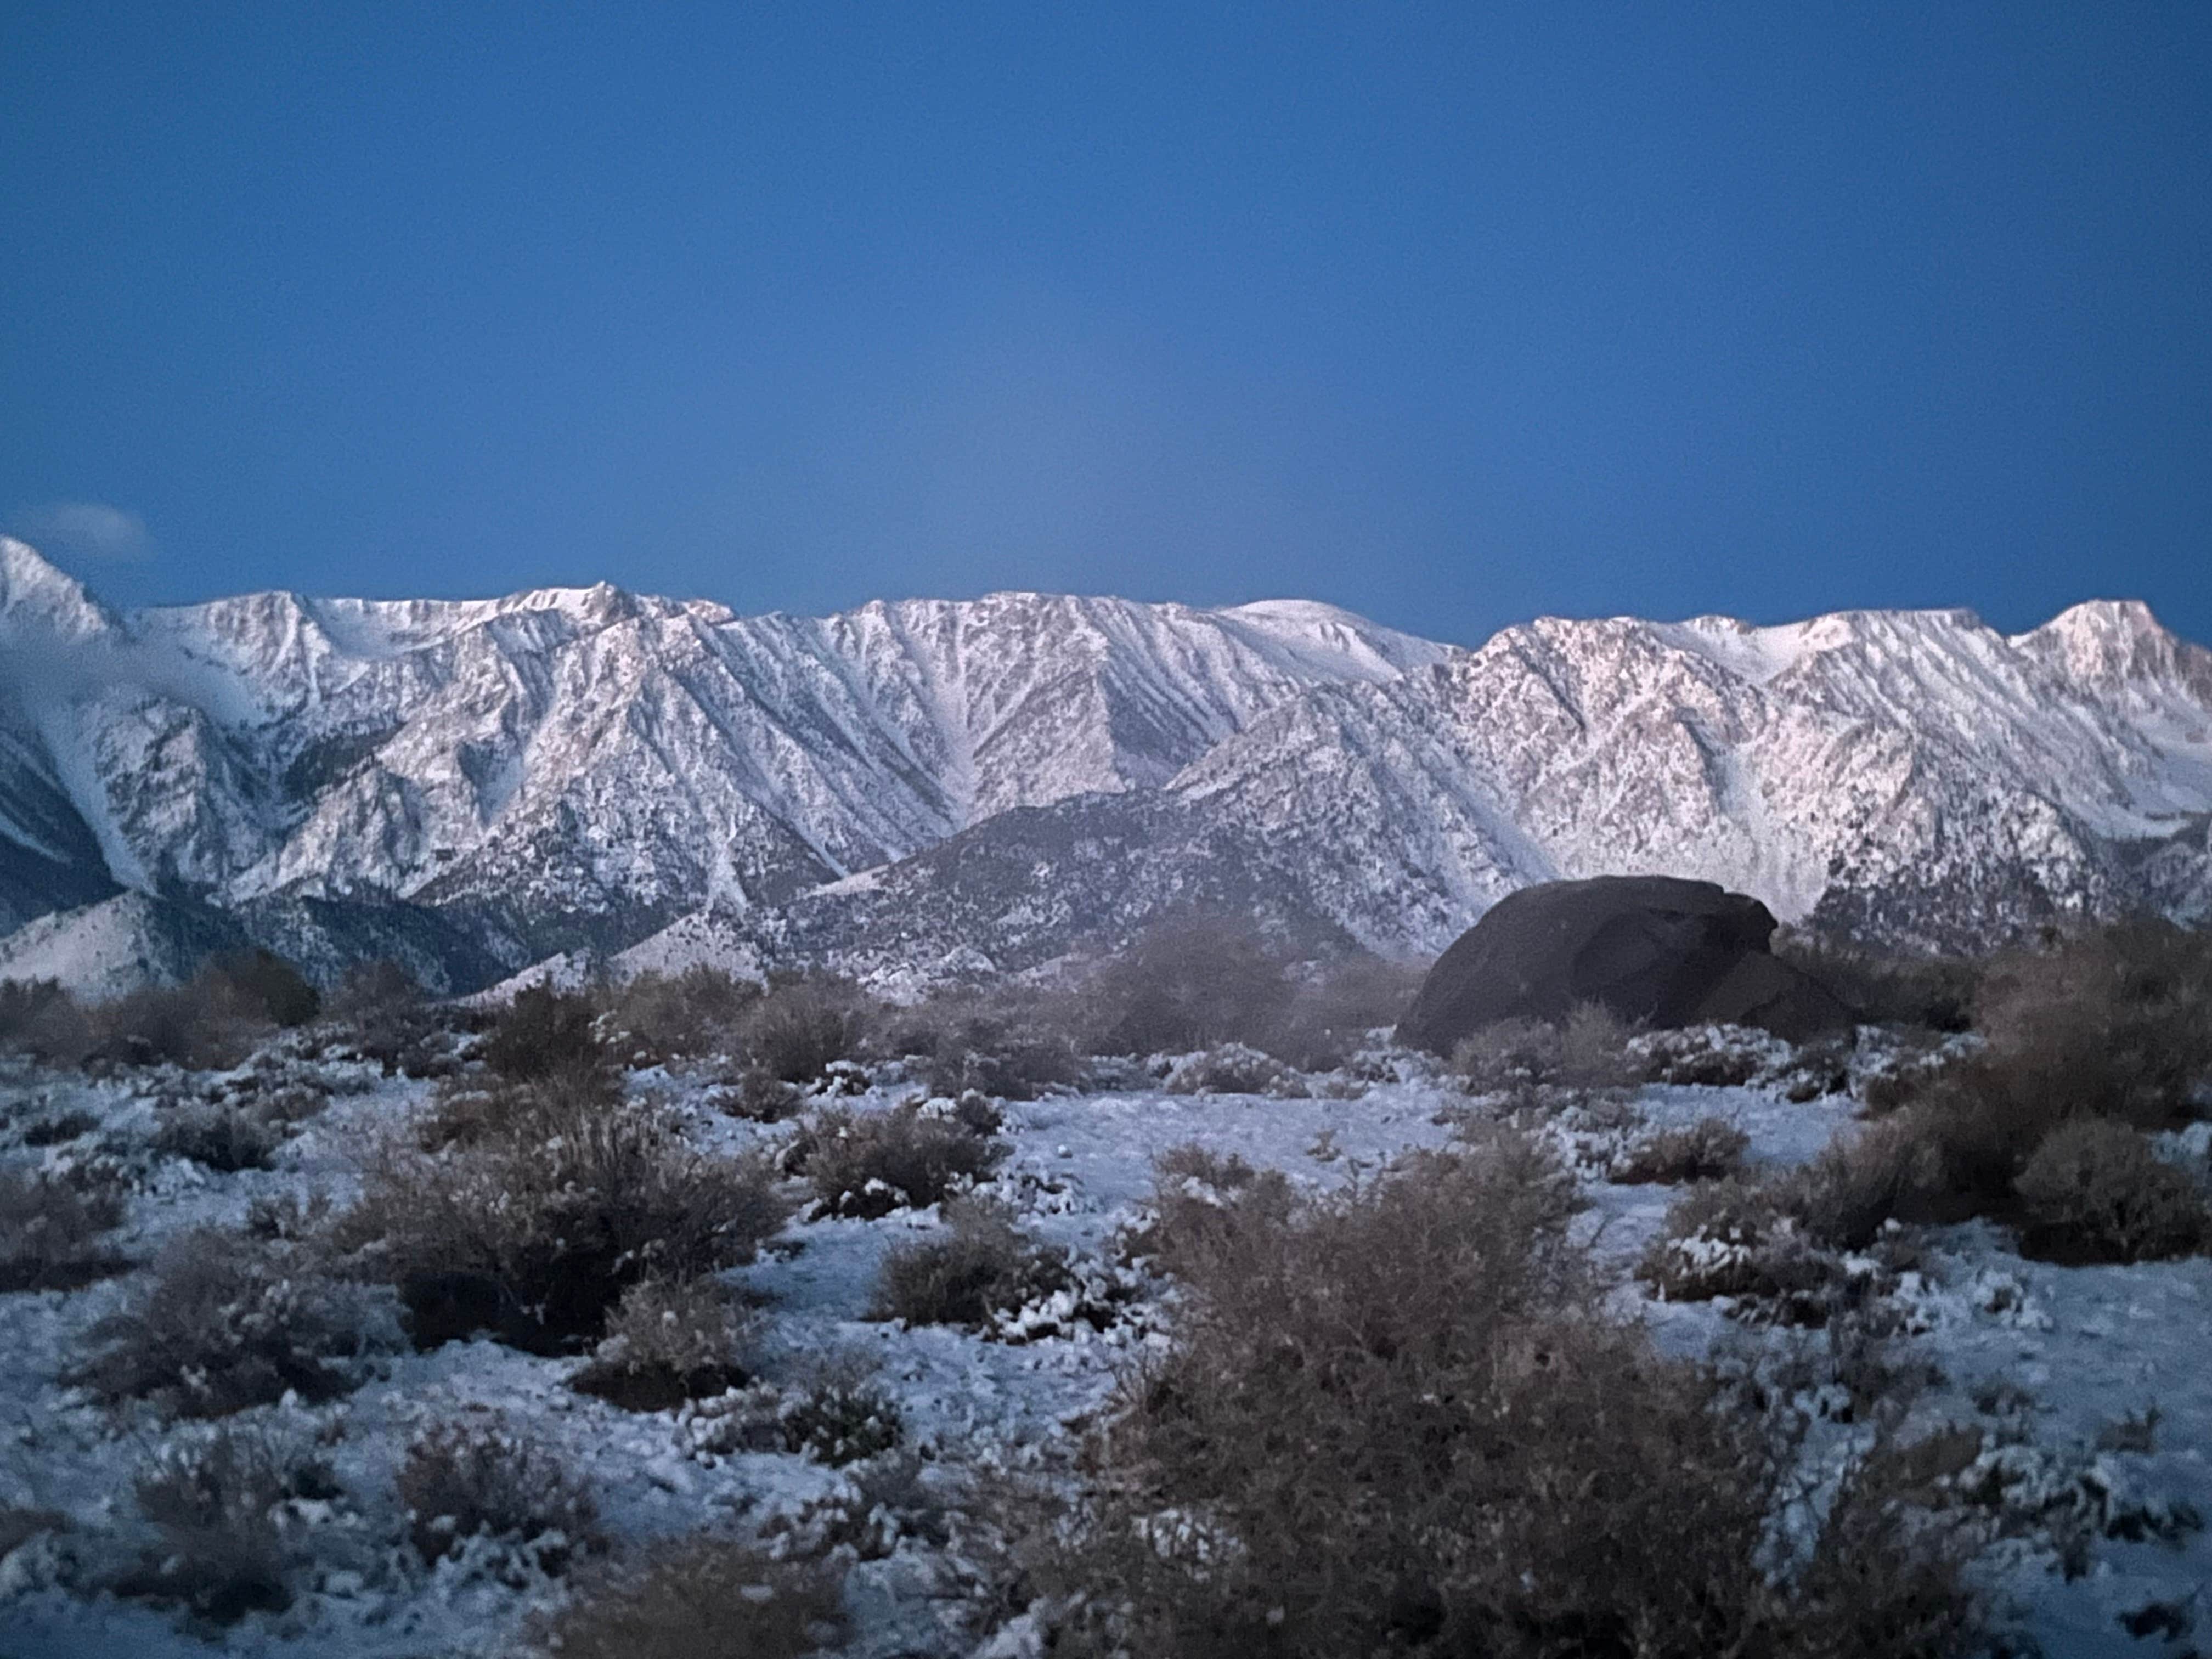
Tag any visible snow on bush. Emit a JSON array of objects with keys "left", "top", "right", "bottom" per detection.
[
  {"left": 792, "top": 1097, "right": 1003, "bottom": 1220},
  {"left": 570, "top": 1276, "right": 752, "bottom": 1410},
  {"left": 396, "top": 1417, "right": 600, "bottom": 1577},
  {"left": 112, "top": 1426, "right": 347, "bottom": 1627},
  {"left": 0, "top": 1164, "right": 126, "bottom": 1292},
  {"left": 74, "top": 1231, "right": 402, "bottom": 1418},
  {"left": 1040, "top": 1131, "right": 1987, "bottom": 1658},
  {"left": 336, "top": 1082, "right": 786, "bottom": 1351},
  {"left": 1164, "top": 1042, "right": 1307, "bottom": 1098},
  {"left": 1609, "top": 1114, "right": 1750, "bottom": 1184},
  {"left": 871, "top": 1198, "right": 1072, "bottom": 1330}
]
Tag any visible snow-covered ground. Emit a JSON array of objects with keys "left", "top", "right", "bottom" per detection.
[{"left": 2, "top": 1036, "right": 2209, "bottom": 1656}]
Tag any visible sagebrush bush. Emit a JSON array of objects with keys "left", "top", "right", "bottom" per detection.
[
  {"left": 202, "top": 951, "right": 321, "bottom": 1028},
  {"left": 1775, "top": 930, "right": 1979, "bottom": 1031},
  {"left": 1042, "top": 1131, "right": 1982, "bottom": 1658},
  {"left": 1610, "top": 1115, "right": 1751, "bottom": 1185},
  {"left": 777, "top": 1364, "right": 904, "bottom": 1465},
  {"left": 1126, "top": 1146, "right": 1297, "bottom": 1279},
  {"left": 115, "top": 1428, "right": 337, "bottom": 1626},
  {"left": 0, "top": 977, "right": 92, "bottom": 1064},
  {"left": 600, "top": 966, "right": 761, "bottom": 1066},
  {"left": 1267, "top": 953, "right": 1428, "bottom": 1071},
  {"left": 0, "top": 1166, "right": 126, "bottom": 1292},
  {"left": 1974, "top": 918, "right": 2212, "bottom": 1126},
  {"left": 151, "top": 1101, "right": 286, "bottom": 1172},
  {"left": 397, "top": 1418, "right": 599, "bottom": 1572},
  {"left": 528, "top": 1537, "right": 845, "bottom": 1659},
  {"left": 75, "top": 1231, "right": 401, "bottom": 1417},
  {"left": 82, "top": 951, "right": 321, "bottom": 1072},
  {"left": 1084, "top": 915, "right": 1295, "bottom": 1056},
  {"left": 1452, "top": 1017, "right": 1562, "bottom": 1093},
  {"left": 1165, "top": 1042, "right": 1308, "bottom": 1098},
  {"left": 479, "top": 984, "right": 608, "bottom": 1083},
  {"left": 1637, "top": 1177, "right": 1843, "bottom": 1321},
  {"left": 1781, "top": 1118, "right": 1938, "bottom": 1250},
  {"left": 887, "top": 987, "right": 1089, "bottom": 1101},
  {"left": 326, "top": 960, "right": 460, "bottom": 1078},
  {"left": 794, "top": 1098, "right": 1003, "bottom": 1219},
  {"left": 742, "top": 975, "right": 874, "bottom": 1084},
  {"left": 871, "top": 1199, "right": 1070, "bottom": 1328},
  {"left": 571, "top": 1276, "right": 751, "bottom": 1410},
  {"left": 338, "top": 1084, "right": 787, "bottom": 1352},
  {"left": 2013, "top": 1118, "right": 2209, "bottom": 1263}
]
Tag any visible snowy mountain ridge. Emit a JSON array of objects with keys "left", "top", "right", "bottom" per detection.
[{"left": 0, "top": 535, "right": 2206, "bottom": 992}]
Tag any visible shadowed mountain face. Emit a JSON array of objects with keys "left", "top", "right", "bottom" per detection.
[{"left": 0, "top": 535, "right": 2208, "bottom": 993}]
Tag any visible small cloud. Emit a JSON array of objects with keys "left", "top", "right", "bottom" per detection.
[{"left": 7, "top": 501, "right": 156, "bottom": 564}]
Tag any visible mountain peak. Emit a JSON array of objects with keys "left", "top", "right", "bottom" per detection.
[{"left": 0, "top": 538, "right": 115, "bottom": 639}]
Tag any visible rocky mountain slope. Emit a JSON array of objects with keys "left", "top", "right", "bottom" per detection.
[{"left": 1, "top": 535, "right": 2207, "bottom": 992}]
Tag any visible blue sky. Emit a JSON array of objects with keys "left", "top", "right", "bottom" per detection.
[{"left": 3, "top": 3, "right": 2207, "bottom": 645}]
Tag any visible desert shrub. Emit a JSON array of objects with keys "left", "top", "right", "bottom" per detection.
[
  {"left": 413, "top": 1062, "right": 618, "bottom": 1153},
  {"left": 83, "top": 952, "right": 321, "bottom": 1072},
  {"left": 1127, "top": 1146, "right": 1298, "bottom": 1279},
  {"left": 2012, "top": 1118, "right": 2209, "bottom": 1263},
  {"left": 1633, "top": 1022, "right": 1786, "bottom": 1087},
  {"left": 1085, "top": 915, "right": 1295, "bottom": 1056},
  {"left": 1452, "top": 1006, "right": 1640, "bottom": 1097},
  {"left": 325, "top": 961, "right": 461, "bottom": 1078},
  {"left": 479, "top": 983, "right": 608, "bottom": 1082},
  {"left": 0, "top": 977, "right": 92, "bottom": 1064},
  {"left": 742, "top": 975, "right": 874, "bottom": 1084},
  {"left": 1556, "top": 999, "right": 1642, "bottom": 1086},
  {"left": 1452, "top": 1017, "right": 1561, "bottom": 1093},
  {"left": 1774, "top": 930, "right": 1980, "bottom": 1032},
  {"left": 337, "top": 1085, "right": 786, "bottom": 1351},
  {"left": 0, "top": 1166, "right": 126, "bottom": 1292},
  {"left": 1780, "top": 1118, "right": 1939, "bottom": 1250},
  {"left": 326, "top": 957, "right": 422, "bottom": 1020},
  {"left": 778, "top": 1364, "right": 904, "bottom": 1465},
  {"left": 888, "top": 988, "right": 1090, "bottom": 1101},
  {"left": 151, "top": 1101, "right": 286, "bottom": 1172},
  {"left": 1971, "top": 918, "right": 2212, "bottom": 1128},
  {"left": 529, "top": 1537, "right": 846, "bottom": 1659},
  {"left": 114, "top": 1429, "right": 339, "bottom": 1626},
  {"left": 871, "top": 1198, "right": 1070, "bottom": 1329},
  {"left": 88, "top": 986, "right": 244, "bottom": 1071},
  {"left": 1043, "top": 1131, "right": 1982, "bottom": 1658},
  {"left": 74, "top": 1231, "right": 401, "bottom": 1417},
  {"left": 1267, "top": 953, "right": 1429, "bottom": 1071},
  {"left": 794, "top": 1098, "right": 1003, "bottom": 1220},
  {"left": 601, "top": 966, "right": 762, "bottom": 1066},
  {"left": 1611, "top": 1115, "right": 1751, "bottom": 1184},
  {"left": 1165, "top": 1042, "right": 1308, "bottom": 1098},
  {"left": 397, "top": 1417, "right": 599, "bottom": 1572},
  {"left": 201, "top": 950, "right": 321, "bottom": 1029},
  {"left": 711, "top": 1063, "right": 803, "bottom": 1121},
  {"left": 571, "top": 1276, "right": 751, "bottom": 1410},
  {"left": 1638, "top": 1177, "right": 1844, "bottom": 1321}
]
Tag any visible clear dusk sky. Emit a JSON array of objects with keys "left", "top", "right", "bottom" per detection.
[{"left": 3, "top": 3, "right": 2208, "bottom": 646}]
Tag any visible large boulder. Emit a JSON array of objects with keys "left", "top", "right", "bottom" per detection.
[{"left": 1396, "top": 876, "right": 1849, "bottom": 1053}]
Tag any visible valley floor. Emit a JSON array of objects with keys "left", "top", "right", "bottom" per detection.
[{"left": 2, "top": 1038, "right": 2209, "bottom": 1657}]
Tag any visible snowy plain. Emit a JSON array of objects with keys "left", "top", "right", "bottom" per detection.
[{"left": 1, "top": 1034, "right": 2209, "bottom": 1658}]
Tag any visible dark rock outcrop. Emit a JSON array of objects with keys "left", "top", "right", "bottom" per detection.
[{"left": 1396, "top": 876, "right": 1849, "bottom": 1052}]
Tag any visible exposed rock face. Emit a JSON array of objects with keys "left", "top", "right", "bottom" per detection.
[{"left": 1395, "top": 876, "right": 1850, "bottom": 1052}]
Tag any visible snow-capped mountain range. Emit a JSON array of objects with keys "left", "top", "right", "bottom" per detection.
[{"left": 0, "top": 535, "right": 2205, "bottom": 994}]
